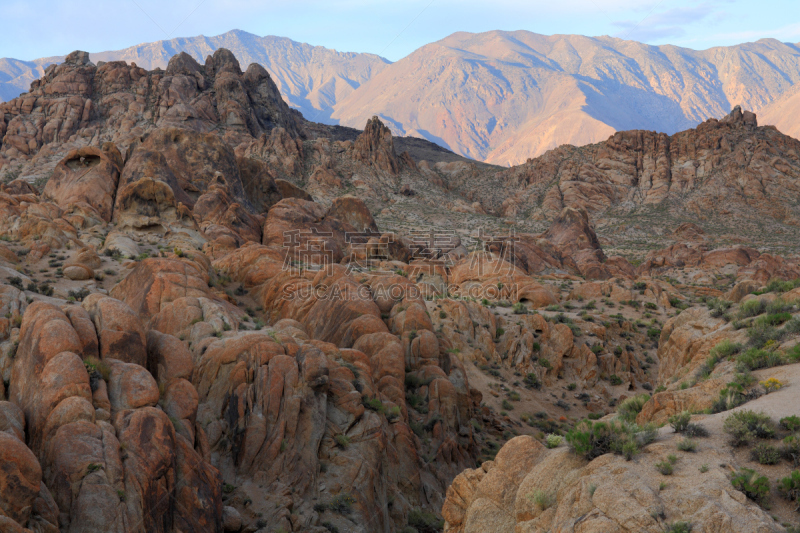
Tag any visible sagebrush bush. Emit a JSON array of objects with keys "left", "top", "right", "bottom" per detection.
[
  {"left": 751, "top": 442, "right": 781, "bottom": 465},
  {"left": 739, "top": 299, "right": 767, "bottom": 318},
  {"left": 723, "top": 410, "right": 776, "bottom": 447},
  {"left": 618, "top": 394, "right": 650, "bottom": 423},
  {"left": 669, "top": 412, "right": 691, "bottom": 433},
  {"left": 677, "top": 438, "right": 697, "bottom": 452},
  {"left": 736, "top": 348, "right": 784, "bottom": 371},
  {"left": 684, "top": 423, "right": 709, "bottom": 438}
]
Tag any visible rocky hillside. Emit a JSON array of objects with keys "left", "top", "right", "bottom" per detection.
[{"left": 1, "top": 49, "right": 800, "bottom": 533}]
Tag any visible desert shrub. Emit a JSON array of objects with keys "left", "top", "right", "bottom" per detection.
[
  {"left": 778, "top": 470, "right": 800, "bottom": 505},
  {"left": 782, "top": 416, "right": 800, "bottom": 432},
  {"left": 512, "top": 302, "right": 528, "bottom": 315},
  {"left": 545, "top": 434, "right": 563, "bottom": 449},
  {"left": 684, "top": 423, "right": 709, "bottom": 438},
  {"left": 710, "top": 387, "right": 746, "bottom": 414},
  {"left": 406, "top": 508, "right": 444, "bottom": 532},
  {"left": 664, "top": 522, "right": 693, "bottom": 533},
  {"left": 739, "top": 299, "right": 767, "bottom": 318},
  {"left": 756, "top": 312, "right": 792, "bottom": 327},
  {"left": 529, "top": 489, "right": 555, "bottom": 510},
  {"left": 751, "top": 443, "right": 781, "bottom": 465},
  {"left": 736, "top": 348, "right": 784, "bottom": 371},
  {"left": 760, "top": 377, "right": 784, "bottom": 394},
  {"left": 618, "top": 394, "right": 650, "bottom": 423},
  {"left": 566, "top": 419, "right": 655, "bottom": 461},
  {"left": 334, "top": 435, "right": 350, "bottom": 448},
  {"left": 523, "top": 372, "right": 541, "bottom": 390},
  {"left": 362, "top": 396, "right": 385, "bottom": 413},
  {"left": 782, "top": 435, "right": 800, "bottom": 465},
  {"left": 609, "top": 375, "right": 623, "bottom": 386},
  {"left": 745, "top": 324, "right": 785, "bottom": 350},
  {"left": 711, "top": 339, "right": 743, "bottom": 359},
  {"left": 326, "top": 494, "right": 355, "bottom": 515},
  {"left": 655, "top": 459, "right": 674, "bottom": 475},
  {"left": 502, "top": 399, "right": 514, "bottom": 411},
  {"left": 539, "top": 357, "right": 552, "bottom": 369},
  {"left": 785, "top": 317, "right": 800, "bottom": 334},
  {"left": 708, "top": 298, "right": 732, "bottom": 318},
  {"left": 731, "top": 468, "right": 770, "bottom": 505},
  {"left": 677, "top": 438, "right": 697, "bottom": 452},
  {"left": 669, "top": 412, "right": 692, "bottom": 433},
  {"left": 723, "top": 410, "right": 776, "bottom": 447}
]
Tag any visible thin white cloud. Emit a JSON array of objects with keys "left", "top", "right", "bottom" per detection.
[{"left": 611, "top": 1, "right": 730, "bottom": 42}]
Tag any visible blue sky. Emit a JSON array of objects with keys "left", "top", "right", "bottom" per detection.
[{"left": 2, "top": 0, "right": 799, "bottom": 61}]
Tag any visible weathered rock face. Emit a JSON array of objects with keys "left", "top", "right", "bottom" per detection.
[
  {"left": 351, "top": 116, "right": 401, "bottom": 174},
  {"left": 42, "top": 144, "right": 122, "bottom": 222},
  {"left": 6, "top": 300, "right": 222, "bottom": 533},
  {"left": 443, "top": 435, "right": 783, "bottom": 533}
]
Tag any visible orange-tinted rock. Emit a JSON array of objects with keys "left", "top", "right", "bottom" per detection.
[{"left": 82, "top": 294, "right": 146, "bottom": 366}]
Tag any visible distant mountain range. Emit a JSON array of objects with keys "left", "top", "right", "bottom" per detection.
[{"left": 4, "top": 29, "right": 800, "bottom": 165}]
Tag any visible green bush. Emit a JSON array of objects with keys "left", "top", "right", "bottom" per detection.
[
  {"left": 539, "top": 357, "right": 552, "bottom": 369},
  {"left": 609, "top": 375, "right": 623, "bottom": 386},
  {"left": 751, "top": 443, "right": 781, "bottom": 465},
  {"left": 745, "top": 324, "right": 786, "bottom": 350},
  {"left": 655, "top": 459, "right": 674, "bottom": 475},
  {"left": 512, "top": 302, "right": 528, "bottom": 315},
  {"left": 739, "top": 299, "right": 767, "bottom": 318},
  {"left": 764, "top": 278, "right": 800, "bottom": 294},
  {"left": 669, "top": 412, "right": 692, "bottom": 433},
  {"left": 677, "top": 438, "right": 697, "bottom": 452},
  {"left": 406, "top": 508, "right": 444, "bottom": 532},
  {"left": 710, "top": 339, "right": 743, "bottom": 359},
  {"left": 710, "top": 387, "right": 746, "bottom": 414},
  {"left": 723, "top": 410, "right": 776, "bottom": 447},
  {"left": 523, "top": 373, "right": 541, "bottom": 390},
  {"left": 731, "top": 468, "right": 770, "bottom": 505},
  {"left": 618, "top": 394, "right": 651, "bottom": 423},
  {"left": 781, "top": 415, "right": 800, "bottom": 432},
  {"left": 565, "top": 419, "right": 655, "bottom": 461},
  {"left": 755, "top": 312, "right": 792, "bottom": 327},
  {"left": 502, "top": 399, "right": 514, "bottom": 411},
  {"left": 782, "top": 435, "right": 800, "bottom": 465},
  {"left": 362, "top": 396, "right": 385, "bottom": 413},
  {"left": 736, "top": 348, "right": 784, "bottom": 371},
  {"left": 778, "top": 470, "right": 800, "bottom": 505}
]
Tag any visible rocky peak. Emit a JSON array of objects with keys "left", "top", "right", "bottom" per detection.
[
  {"left": 64, "top": 50, "right": 92, "bottom": 66},
  {"left": 166, "top": 51, "right": 205, "bottom": 77},
  {"left": 722, "top": 105, "right": 758, "bottom": 127},
  {"left": 204, "top": 48, "right": 242, "bottom": 77},
  {"left": 352, "top": 115, "right": 399, "bottom": 174}
]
